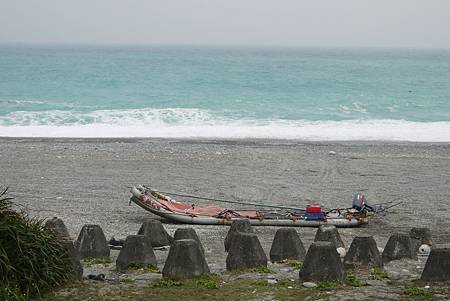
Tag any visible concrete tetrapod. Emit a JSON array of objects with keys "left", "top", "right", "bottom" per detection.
[
  {"left": 343, "top": 236, "right": 383, "bottom": 268},
  {"left": 382, "top": 233, "right": 417, "bottom": 263},
  {"left": 226, "top": 232, "right": 267, "bottom": 271},
  {"left": 76, "top": 224, "right": 110, "bottom": 259},
  {"left": 60, "top": 240, "right": 83, "bottom": 279},
  {"left": 173, "top": 228, "right": 205, "bottom": 255},
  {"left": 299, "top": 241, "right": 345, "bottom": 282},
  {"left": 421, "top": 244, "right": 450, "bottom": 281},
  {"left": 116, "top": 235, "right": 157, "bottom": 271},
  {"left": 162, "top": 239, "right": 210, "bottom": 279},
  {"left": 137, "top": 219, "right": 173, "bottom": 247},
  {"left": 269, "top": 228, "right": 306, "bottom": 262},
  {"left": 44, "top": 217, "right": 71, "bottom": 241},
  {"left": 410, "top": 227, "right": 432, "bottom": 245},
  {"left": 314, "top": 225, "right": 345, "bottom": 249},
  {"left": 224, "top": 219, "right": 254, "bottom": 252}
]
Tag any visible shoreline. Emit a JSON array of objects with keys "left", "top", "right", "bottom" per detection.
[{"left": 2, "top": 136, "right": 450, "bottom": 146}]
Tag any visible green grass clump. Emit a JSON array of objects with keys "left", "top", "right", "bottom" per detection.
[
  {"left": 369, "top": 267, "right": 388, "bottom": 280},
  {"left": 82, "top": 257, "right": 112, "bottom": 266},
  {"left": 403, "top": 287, "right": 432, "bottom": 300},
  {"left": 153, "top": 279, "right": 183, "bottom": 287},
  {"left": 345, "top": 274, "right": 367, "bottom": 287},
  {"left": 196, "top": 274, "right": 220, "bottom": 289},
  {"left": 126, "top": 262, "right": 160, "bottom": 273},
  {"left": 316, "top": 280, "right": 342, "bottom": 290},
  {"left": 285, "top": 260, "right": 303, "bottom": 270},
  {"left": 0, "top": 187, "right": 74, "bottom": 299},
  {"left": 251, "top": 265, "right": 275, "bottom": 274}
]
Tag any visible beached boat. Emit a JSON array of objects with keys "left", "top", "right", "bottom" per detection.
[{"left": 130, "top": 186, "right": 372, "bottom": 227}]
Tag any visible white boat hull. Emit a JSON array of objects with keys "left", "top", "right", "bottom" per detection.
[{"left": 130, "top": 187, "right": 367, "bottom": 228}]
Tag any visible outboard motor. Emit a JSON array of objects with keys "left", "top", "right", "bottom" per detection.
[{"left": 352, "top": 193, "right": 374, "bottom": 213}]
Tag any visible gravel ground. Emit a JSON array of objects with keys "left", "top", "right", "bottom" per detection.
[{"left": 1, "top": 138, "right": 450, "bottom": 299}]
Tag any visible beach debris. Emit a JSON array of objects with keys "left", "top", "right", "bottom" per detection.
[
  {"left": 109, "top": 237, "right": 125, "bottom": 250},
  {"left": 60, "top": 240, "right": 83, "bottom": 279},
  {"left": 269, "top": 228, "right": 306, "bottom": 262},
  {"left": 226, "top": 232, "right": 267, "bottom": 271},
  {"left": 299, "top": 241, "right": 345, "bottom": 281},
  {"left": 76, "top": 224, "right": 110, "bottom": 259},
  {"left": 85, "top": 273, "right": 106, "bottom": 281},
  {"left": 382, "top": 233, "right": 417, "bottom": 263},
  {"left": 173, "top": 228, "right": 205, "bottom": 255},
  {"left": 420, "top": 244, "right": 450, "bottom": 281},
  {"left": 116, "top": 235, "right": 157, "bottom": 272},
  {"left": 224, "top": 219, "right": 254, "bottom": 252},
  {"left": 410, "top": 227, "right": 432, "bottom": 245},
  {"left": 328, "top": 151, "right": 336, "bottom": 156},
  {"left": 344, "top": 235, "right": 383, "bottom": 268},
  {"left": 137, "top": 219, "right": 173, "bottom": 248},
  {"left": 336, "top": 247, "right": 346, "bottom": 258},
  {"left": 314, "top": 225, "right": 345, "bottom": 248},
  {"left": 419, "top": 244, "right": 431, "bottom": 255},
  {"left": 302, "top": 282, "right": 317, "bottom": 288},
  {"left": 44, "top": 217, "right": 71, "bottom": 241},
  {"left": 162, "top": 239, "right": 210, "bottom": 279}
]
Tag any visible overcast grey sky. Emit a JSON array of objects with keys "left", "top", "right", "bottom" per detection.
[{"left": 1, "top": 0, "right": 450, "bottom": 48}]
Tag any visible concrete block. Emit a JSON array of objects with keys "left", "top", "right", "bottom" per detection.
[{"left": 269, "top": 228, "right": 306, "bottom": 262}]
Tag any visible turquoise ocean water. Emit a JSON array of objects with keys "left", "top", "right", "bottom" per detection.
[{"left": 0, "top": 45, "right": 449, "bottom": 141}]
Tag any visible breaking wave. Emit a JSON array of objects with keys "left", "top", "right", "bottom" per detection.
[{"left": 0, "top": 108, "right": 449, "bottom": 142}]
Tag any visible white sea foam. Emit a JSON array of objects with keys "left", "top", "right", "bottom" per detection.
[{"left": 0, "top": 108, "right": 449, "bottom": 142}]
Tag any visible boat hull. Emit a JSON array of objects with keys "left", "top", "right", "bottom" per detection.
[{"left": 130, "top": 188, "right": 368, "bottom": 228}]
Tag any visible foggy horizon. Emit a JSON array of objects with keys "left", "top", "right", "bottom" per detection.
[{"left": 1, "top": 0, "right": 450, "bottom": 49}]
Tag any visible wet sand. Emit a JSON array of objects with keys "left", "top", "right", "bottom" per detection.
[{"left": 1, "top": 138, "right": 450, "bottom": 273}]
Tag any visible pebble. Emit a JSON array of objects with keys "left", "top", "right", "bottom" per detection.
[
  {"left": 302, "top": 282, "right": 317, "bottom": 288},
  {"left": 401, "top": 269, "right": 410, "bottom": 274},
  {"left": 328, "top": 151, "right": 336, "bottom": 155},
  {"left": 267, "top": 279, "right": 277, "bottom": 284},
  {"left": 387, "top": 271, "right": 401, "bottom": 280}
]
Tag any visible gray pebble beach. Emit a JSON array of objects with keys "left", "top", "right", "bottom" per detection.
[{"left": 1, "top": 138, "right": 450, "bottom": 275}]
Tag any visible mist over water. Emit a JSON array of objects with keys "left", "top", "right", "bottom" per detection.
[{"left": 0, "top": 46, "right": 449, "bottom": 141}]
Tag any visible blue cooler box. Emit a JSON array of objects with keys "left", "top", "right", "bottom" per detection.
[{"left": 304, "top": 212, "right": 325, "bottom": 220}]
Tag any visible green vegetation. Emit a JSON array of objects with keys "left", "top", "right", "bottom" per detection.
[
  {"left": 369, "top": 267, "right": 388, "bottom": 280},
  {"left": 196, "top": 274, "right": 220, "bottom": 289},
  {"left": 316, "top": 280, "right": 342, "bottom": 290},
  {"left": 345, "top": 274, "right": 367, "bottom": 287},
  {"left": 403, "top": 287, "right": 432, "bottom": 300},
  {"left": 153, "top": 279, "right": 183, "bottom": 288},
  {"left": 285, "top": 260, "right": 303, "bottom": 270},
  {"left": 41, "top": 278, "right": 326, "bottom": 301},
  {"left": 127, "top": 262, "right": 160, "bottom": 273},
  {"left": 252, "top": 265, "right": 275, "bottom": 274},
  {"left": 153, "top": 274, "right": 220, "bottom": 289},
  {"left": 0, "top": 187, "right": 74, "bottom": 300},
  {"left": 82, "top": 257, "right": 112, "bottom": 266}
]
